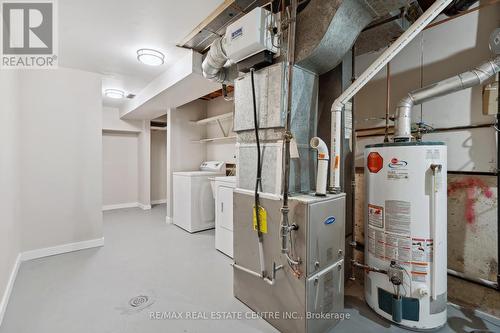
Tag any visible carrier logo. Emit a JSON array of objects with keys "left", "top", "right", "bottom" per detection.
[
  {"left": 324, "top": 216, "right": 336, "bottom": 225},
  {"left": 389, "top": 158, "right": 408, "bottom": 169}
]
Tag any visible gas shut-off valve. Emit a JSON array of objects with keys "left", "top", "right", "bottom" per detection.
[{"left": 387, "top": 261, "right": 404, "bottom": 287}]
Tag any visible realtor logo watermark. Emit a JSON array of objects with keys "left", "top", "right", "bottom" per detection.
[{"left": 1, "top": 0, "right": 57, "bottom": 68}]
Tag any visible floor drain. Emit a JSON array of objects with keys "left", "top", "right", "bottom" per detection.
[
  {"left": 129, "top": 295, "right": 149, "bottom": 308},
  {"left": 117, "top": 291, "right": 156, "bottom": 315}
]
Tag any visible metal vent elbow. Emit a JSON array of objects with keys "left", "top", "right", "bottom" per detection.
[
  {"left": 394, "top": 96, "right": 414, "bottom": 141},
  {"left": 394, "top": 56, "right": 500, "bottom": 142}
]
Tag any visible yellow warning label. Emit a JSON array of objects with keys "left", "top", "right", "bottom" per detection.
[
  {"left": 334, "top": 156, "right": 340, "bottom": 169},
  {"left": 253, "top": 206, "right": 267, "bottom": 234}
]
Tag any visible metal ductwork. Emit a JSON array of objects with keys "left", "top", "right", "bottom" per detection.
[
  {"left": 201, "top": 0, "right": 414, "bottom": 81},
  {"left": 294, "top": 0, "right": 372, "bottom": 74},
  {"left": 294, "top": 0, "right": 412, "bottom": 74},
  {"left": 394, "top": 56, "right": 500, "bottom": 141}
]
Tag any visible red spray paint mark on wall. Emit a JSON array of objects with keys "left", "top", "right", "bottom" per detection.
[{"left": 448, "top": 177, "right": 494, "bottom": 224}]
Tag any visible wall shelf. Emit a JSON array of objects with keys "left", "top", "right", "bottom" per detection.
[
  {"left": 102, "top": 128, "right": 141, "bottom": 134},
  {"left": 191, "top": 112, "right": 234, "bottom": 140},
  {"left": 192, "top": 136, "right": 236, "bottom": 144},
  {"left": 190, "top": 112, "right": 233, "bottom": 126}
]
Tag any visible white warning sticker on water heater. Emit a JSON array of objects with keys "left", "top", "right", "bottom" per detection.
[
  {"left": 367, "top": 227, "right": 385, "bottom": 260},
  {"left": 368, "top": 226, "right": 411, "bottom": 263},
  {"left": 411, "top": 238, "right": 433, "bottom": 263},
  {"left": 385, "top": 200, "right": 411, "bottom": 235},
  {"left": 368, "top": 204, "right": 384, "bottom": 228},
  {"left": 410, "top": 238, "right": 433, "bottom": 282},
  {"left": 385, "top": 233, "right": 411, "bottom": 263}
]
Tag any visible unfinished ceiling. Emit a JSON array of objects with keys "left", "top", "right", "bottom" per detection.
[
  {"left": 179, "top": 0, "right": 463, "bottom": 58},
  {"left": 178, "top": 0, "right": 273, "bottom": 53}
]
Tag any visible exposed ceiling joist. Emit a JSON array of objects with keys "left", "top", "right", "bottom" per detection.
[{"left": 177, "top": 0, "right": 235, "bottom": 48}]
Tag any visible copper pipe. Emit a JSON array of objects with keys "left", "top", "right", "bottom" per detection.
[
  {"left": 384, "top": 62, "right": 391, "bottom": 142},
  {"left": 352, "top": 261, "right": 387, "bottom": 275},
  {"left": 350, "top": 45, "right": 357, "bottom": 281}
]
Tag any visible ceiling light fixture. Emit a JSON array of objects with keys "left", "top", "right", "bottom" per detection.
[
  {"left": 104, "top": 89, "right": 125, "bottom": 99},
  {"left": 137, "top": 48, "right": 165, "bottom": 66}
]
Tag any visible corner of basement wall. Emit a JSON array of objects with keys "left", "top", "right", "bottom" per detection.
[
  {"left": 0, "top": 70, "right": 22, "bottom": 328},
  {"left": 138, "top": 121, "right": 151, "bottom": 209},
  {"left": 17, "top": 68, "right": 104, "bottom": 252}
]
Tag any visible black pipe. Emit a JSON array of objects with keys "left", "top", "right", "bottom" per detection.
[
  {"left": 448, "top": 170, "right": 498, "bottom": 176},
  {"left": 443, "top": 0, "right": 479, "bottom": 16},
  {"left": 362, "top": 12, "right": 404, "bottom": 32},
  {"left": 417, "top": 0, "right": 479, "bottom": 16},
  {"left": 250, "top": 68, "right": 264, "bottom": 247}
]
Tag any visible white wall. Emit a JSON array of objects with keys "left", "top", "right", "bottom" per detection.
[
  {"left": 1, "top": 68, "right": 103, "bottom": 324},
  {"left": 18, "top": 69, "right": 103, "bottom": 251},
  {"left": 102, "top": 133, "right": 139, "bottom": 206},
  {"left": 0, "top": 71, "right": 21, "bottom": 323},
  {"left": 206, "top": 96, "right": 236, "bottom": 163},
  {"left": 138, "top": 122, "right": 151, "bottom": 208},
  {"left": 103, "top": 106, "right": 142, "bottom": 132},
  {"left": 101, "top": 106, "right": 151, "bottom": 209},
  {"left": 151, "top": 130, "right": 167, "bottom": 203},
  {"left": 354, "top": 4, "right": 499, "bottom": 172},
  {"left": 166, "top": 100, "right": 207, "bottom": 222}
]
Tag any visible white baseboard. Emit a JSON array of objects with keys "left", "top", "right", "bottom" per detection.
[
  {"left": 1, "top": 237, "right": 104, "bottom": 327},
  {"left": 138, "top": 203, "right": 152, "bottom": 210},
  {"left": 103, "top": 202, "right": 158, "bottom": 211},
  {"left": 20, "top": 238, "right": 104, "bottom": 262},
  {"left": 165, "top": 216, "right": 173, "bottom": 224},
  {"left": 151, "top": 199, "right": 167, "bottom": 205},
  {"left": 0, "top": 254, "right": 21, "bottom": 327},
  {"left": 102, "top": 202, "right": 138, "bottom": 211}
]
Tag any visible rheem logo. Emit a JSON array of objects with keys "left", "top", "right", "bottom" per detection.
[{"left": 1, "top": 0, "right": 57, "bottom": 68}]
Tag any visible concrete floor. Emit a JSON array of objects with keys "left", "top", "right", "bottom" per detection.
[{"left": 1, "top": 205, "right": 499, "bottom": 333}]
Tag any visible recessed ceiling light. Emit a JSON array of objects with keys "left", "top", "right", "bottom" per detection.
[
  {"left": 105, "top": 89, "right": 125, "bottom": 99},
  {"left": 137, "top": 48, "right": 165, "bottom": 66}
]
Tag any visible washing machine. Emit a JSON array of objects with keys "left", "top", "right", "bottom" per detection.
[{"left": 173, "top": 161, "right": 226, "bottom": 233}]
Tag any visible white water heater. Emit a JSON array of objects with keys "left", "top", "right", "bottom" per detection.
[{"left": 364, "top": 142, "right": 447, "bottom": 330}]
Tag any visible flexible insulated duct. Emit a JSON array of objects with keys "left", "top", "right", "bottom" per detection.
[
  {"left": 394, "top": 56, "right": 500, "bottom": 141},
  {"left": 201, "top": 37, "right": 238, "bottom": 84}
]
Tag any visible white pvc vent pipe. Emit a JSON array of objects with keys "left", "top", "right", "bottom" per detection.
[
  {"left": 310, "top": 137, "right": 329, "bottom": 196},
  {"left": 328, "top": 0, "right": 454, "bottom": 191}
]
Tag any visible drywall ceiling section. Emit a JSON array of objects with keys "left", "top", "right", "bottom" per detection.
[
  {"left": 57, "top": 0, "right": 224, "bottom": 107},
  {"left": 120, "top": 50, "right": 220, "bottom": 120}
]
